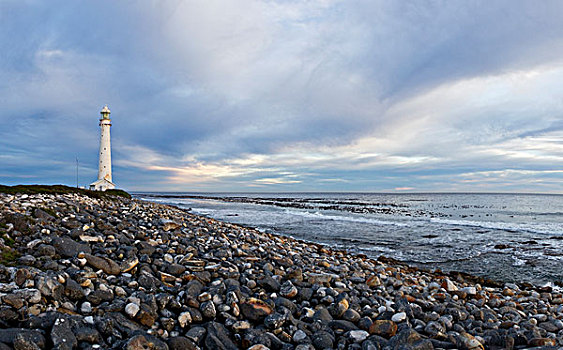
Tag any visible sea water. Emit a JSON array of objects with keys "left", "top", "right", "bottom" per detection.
[{"left": 135, "top": 192, "right": 563, "bottom": 285}]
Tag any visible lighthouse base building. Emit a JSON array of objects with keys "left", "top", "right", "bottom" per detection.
[
  {"left": 90, "top": 178, "right": 115, "bottom": 191},
  {"left": 90, "top": 105, "right": 116, "bottom": 191}
]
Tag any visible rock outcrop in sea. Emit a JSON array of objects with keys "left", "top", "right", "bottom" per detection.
[{"left": 0, "top": 191, "right": 561, "bottom": 349}]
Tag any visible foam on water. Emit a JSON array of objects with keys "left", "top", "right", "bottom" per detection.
[
  {"left": 429, "top": 217, "right": 563, "bottom": 236},
  {"left": 281, "top": 209, "right": 409, "bottom": 226}
]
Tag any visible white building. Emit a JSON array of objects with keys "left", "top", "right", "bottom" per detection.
[{"left": 90, "top": 105, "right": 116, "bottom": 191}]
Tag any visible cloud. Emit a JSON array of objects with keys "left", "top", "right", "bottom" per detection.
[
  {"left": 395, "top": 187, "right": 414, "bottom": 191},
  {"left": 1, "top": 1, "right": 563, "bottom": 192}
]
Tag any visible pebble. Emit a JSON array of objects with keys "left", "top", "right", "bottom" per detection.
[
  {"left": 293, "top": 330, "right": 308, "bottom": 343},
  {"left": 125, "top": 302, "right": 140, "bottom": 318},
  {"left": 80, "top": 302, "right": 92, "bottom": 314},
  {"left": 391, "top": 312, "right": 407, "bottom": 322},
  {"left": 178, "top": 311, "right": 192, "bottom": 328},
  {"left": 348, "top": 330, "right": 369, "bottom": 343}
]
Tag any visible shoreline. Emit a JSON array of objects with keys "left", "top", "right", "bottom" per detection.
[
  {"left": 159, "top": 202, "right": 515, "bottom": 291},
  {"left": 0, "top": 191, "right": 561, "bottom": 349},
  {"left": 137, "top": 193, "right": 563, "bottom": 288}
]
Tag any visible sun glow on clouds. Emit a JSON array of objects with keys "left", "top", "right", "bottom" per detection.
[
  {"left": 136, "top": 63, "right": 563, "bottom": 191},
  {"left": 255, "top": 177, "right": 302, "bottom": 185}
]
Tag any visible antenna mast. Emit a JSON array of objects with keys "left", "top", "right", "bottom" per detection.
[{"left": 76, "top": 156, "right": 79, "bottom": 188}]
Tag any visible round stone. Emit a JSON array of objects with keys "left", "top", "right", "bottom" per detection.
[
  {"left": 125, "top": 303, "right": 140, "bottom": 318},
  {"left": 392, "top": 312, "right": 407, "bottom": 323},
  {"left": 293, "top": 330, "right": 308, "bottom": 343},
  {"left": 348, "top": 330, "right": 369, "bottom": 343},
  {"left": 80, "top": 302, "right": 92, "bottom": 314}
]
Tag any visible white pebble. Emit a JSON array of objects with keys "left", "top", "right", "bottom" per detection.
[
  {"left": 392, "top": 312, "right": 407, "bottom": 322},
  {"left": 125, "top": 303, "right": 140, "bottom": 318}
]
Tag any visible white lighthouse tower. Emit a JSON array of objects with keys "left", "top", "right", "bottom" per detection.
[{"left": 90, "top": 105, "right": 116, "bottom": 191}]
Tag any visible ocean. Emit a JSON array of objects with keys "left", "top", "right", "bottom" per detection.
[{"left": 135, "top": 192, "right": 563, "bottom": 286}]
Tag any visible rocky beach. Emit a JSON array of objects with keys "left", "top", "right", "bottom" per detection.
[{"left": 0, "top": 189, "right": 561, "bottom": 349}]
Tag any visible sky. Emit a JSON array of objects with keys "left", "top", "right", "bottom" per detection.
[{"left": 1, "top": 0, "right": 563, "bottom": 193}]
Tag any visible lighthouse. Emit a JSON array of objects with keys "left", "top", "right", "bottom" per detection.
[{"left": 90, "top": 105, "right": 116, "bottom": 191}]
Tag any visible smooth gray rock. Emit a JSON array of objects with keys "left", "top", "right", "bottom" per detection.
[{"left": 52, "top": 236, "right": 91, "bottom": 257}]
